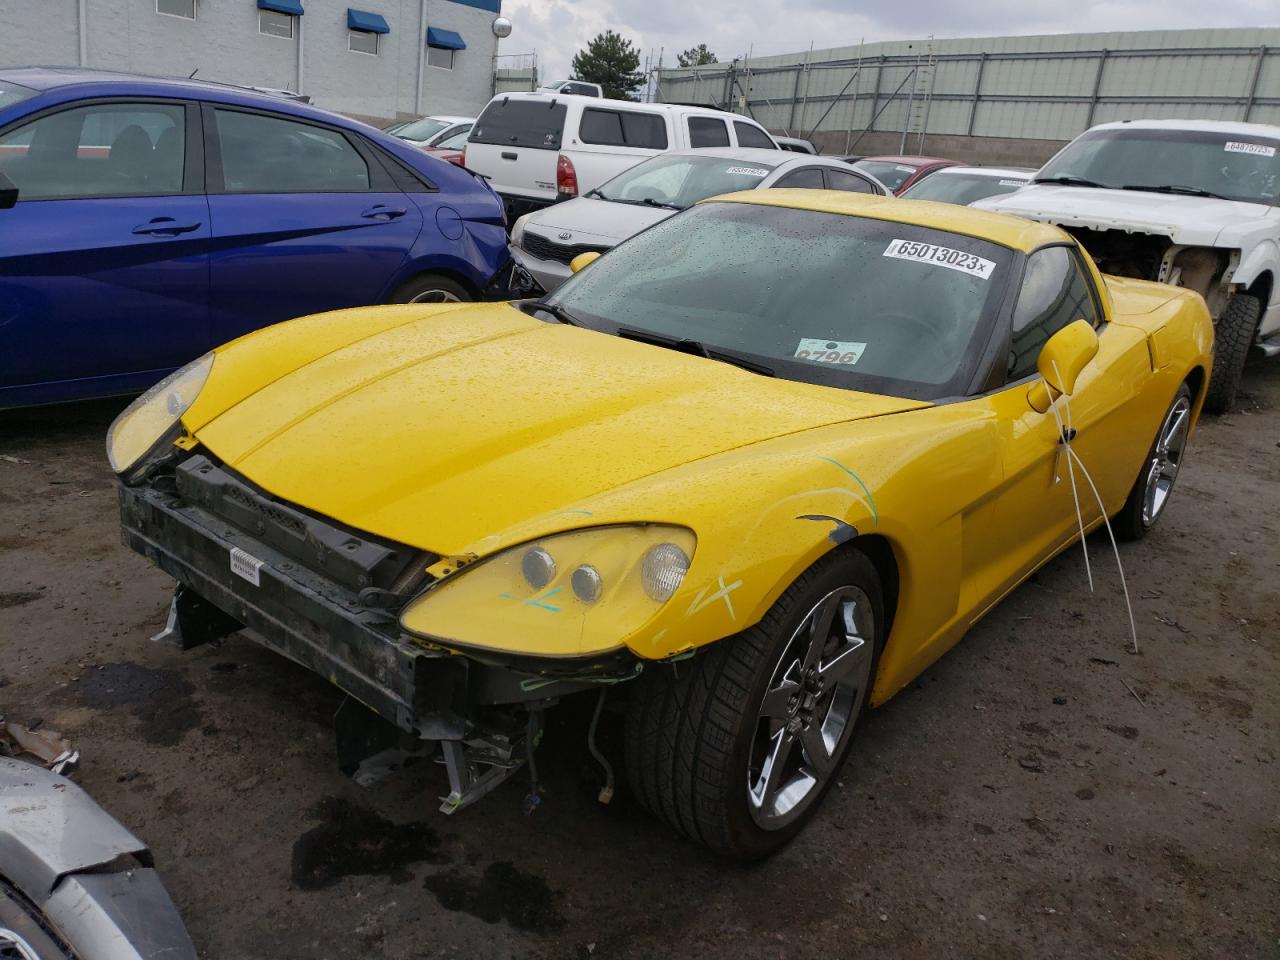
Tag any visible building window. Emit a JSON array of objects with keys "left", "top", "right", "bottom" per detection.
[
  {"left": 349, "top": 30, "right": 378, "bottom": 54},
  {"left": 259, "top": 9, "right": 294, "bottom": 38},
  {"left": 427, "top": 46, "right": 454, "bottom": 70},
  {"left": 156, "top": 0, "right": 195, "bottom": 19}
]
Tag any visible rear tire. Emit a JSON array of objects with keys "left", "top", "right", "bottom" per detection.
[
  {"left": 388, "top": 273, "right": 470, "bottom": 304},
  {"left": 625, "top": 548, "right": 883, "bottom": 860},
  {"left": 1114, "top": 383, "right": 1193, "bottom": 541},
  {"left": 1203, "top": 293, "right": 1260, "bottom": 414}
]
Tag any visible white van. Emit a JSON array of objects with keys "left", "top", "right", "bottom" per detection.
[{"left": 464, "top": 92, "right": 779, "bottom": 218}]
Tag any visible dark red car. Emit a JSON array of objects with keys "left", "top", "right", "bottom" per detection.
[
  {"left": 418, "top": 129, "right": 469, "bottom": 168},
  {"left": 848, "top": 155, "right": 959, "bottom": 195}
]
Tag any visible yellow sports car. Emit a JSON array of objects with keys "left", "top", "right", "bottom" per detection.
[{"left": 111, "top": 192, "right": 1213, "bottom": 859}]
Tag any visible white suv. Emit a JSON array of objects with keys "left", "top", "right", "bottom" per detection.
[
  {"left": 464, "top": 92, "right": 779, "bottom": 219},
  {"left": 979, "top": 119, "right": 1280, "bottom": 412}
]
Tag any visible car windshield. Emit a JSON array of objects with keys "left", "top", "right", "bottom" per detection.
[
  {"left": 436, "top": 130, "right": 469, "bottom": 150},
  {"left": 595, "top": 154, "right": 781, "bottom": 209},
  {"left": 0, "top": 80, "right": 36, "bottom": 112},
  {"left": 547, "top": 202, "right": 1014, "bottom": 399},
  {"left": 1036, "top": 128, "right": 1280, "bottom": 205},
  {"left": 395, "top": 117, "right": 451, "bottom": 142},
  {"left": 852, "top": 160, "right": 919, "bottom": 192},
  {"left": 902, "top": 171, "right": 1029, "bottom": 205}
]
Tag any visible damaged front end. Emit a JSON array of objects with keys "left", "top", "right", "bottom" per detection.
[
  {"left": 1060, "top": 226, "right": 1241, "bottom": 319},
  {"left": 119, "top": 452, "right": 633, "bottom": 813}
]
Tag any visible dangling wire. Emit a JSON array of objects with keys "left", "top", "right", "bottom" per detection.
[
  {"left": 1046, "top": 370, "right": 1093, "bottom": 592},
  {"left": 1047, "top": 362, "right": 1140, "bottom": 655}
]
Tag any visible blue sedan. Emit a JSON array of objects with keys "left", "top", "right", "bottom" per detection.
[{"left": 0, "top": 67, "right": 509, "bottom": 408}]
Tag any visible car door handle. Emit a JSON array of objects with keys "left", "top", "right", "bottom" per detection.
[
  {"left": 132, "top": 217, "right": 202, "bottom": 236},
  {"left": 501, "top": 152, "right": 518, "bottom": 160},
  {"left": 360, "top": 205, "right": 408, "bottom": 221}
]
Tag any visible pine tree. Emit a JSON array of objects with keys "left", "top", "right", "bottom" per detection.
[
  {"left": 571, "top": 30, "right": 644, "bottom": 101},
  {"left": 677, "top": 44, "right": 717, "bottom": 68}
]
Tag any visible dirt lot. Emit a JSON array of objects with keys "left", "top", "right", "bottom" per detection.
[{"left": 1, "top": 363, "right": 1277, "bottom": 960}]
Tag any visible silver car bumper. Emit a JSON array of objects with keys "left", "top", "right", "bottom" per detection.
[{"left": 0, "top": 758, "right": 196, "bottom": 960}]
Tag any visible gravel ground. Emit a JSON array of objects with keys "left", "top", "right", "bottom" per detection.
[{"left": 1, "top": 361, "right": 1277, "bottom": 960}]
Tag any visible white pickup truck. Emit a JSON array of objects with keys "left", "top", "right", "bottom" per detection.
[
  {"left": 464, "top": 92, "right": 778, "bottom": 220},
  {"left": 979, "top": 118, "right": 1280, "bottom": 412}
]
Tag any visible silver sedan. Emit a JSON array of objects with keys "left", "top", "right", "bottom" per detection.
[{"left": 509, "top": 147, "right": 889, "bottom": 294}]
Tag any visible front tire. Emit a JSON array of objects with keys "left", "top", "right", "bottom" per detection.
[
  {"left": 1114, "top": 383, "right": 1193, "bottom": 541},
  {"left": 1203, "top": 293, "right": 1261, "bottom": 414},
  {"left": 625, "top": 548, "right": 883, "bottom": 859},
  {"left": 388, "top": 272, "right": 471, "bottom": 304}
]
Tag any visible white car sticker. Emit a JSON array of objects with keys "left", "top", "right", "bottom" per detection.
[
  {"left": 883, "top": 238, "right": 996, "bottom": 280},
  {"left": 1225, "top": 141, "right": 1276, "bottom": 157},
  {"left": 998, "top": 179, "right": 1029, "bottom": 187},
  {"left": 895, "top": 164, "right": 915, "bottom": 172},
  {"left": 229, "top": 546, "right": 264, "bottom": 587},
  {"left": 724, "top": 166, "right": 770, "bottom": 177},
  {"left": 795, "top": 339, "right": 867, "bottom": 365}
]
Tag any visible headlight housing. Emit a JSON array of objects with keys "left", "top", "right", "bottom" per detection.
[
  {"left": 400, "top": 525, "right": 695, "bottom": 658},
  {"left": 510, "top": 212, "right": 532, "bottom": 248},
  {"left": 106, "top": 353, "right": 213, "bottom": 475}
]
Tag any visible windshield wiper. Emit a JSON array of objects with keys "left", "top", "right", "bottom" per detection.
[
  {"left": 584, "top": 188, "right": 606, "bottom": 199},
  {"left": 616, "top": 327, "right": 774, "bottom": 376},
  {"left": 636, "top": 197, "right": 682, "bottom": 210},
  {"left": 528, "top": 301, "right": 583, "bottom": 326},
  {"left": 1121, "top": 184, "right": 1231, "bottom": 200},
  {"left": 1032, "top": 175, "right": 1110, "bottom": 189}
]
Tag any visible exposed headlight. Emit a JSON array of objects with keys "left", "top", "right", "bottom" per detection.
[
  {"left": 400, "top": 525, "right": 696, "bottom": 657},
  {"left": 510, "top": 212, "right": 532, "bottom": 248},
  {"left": 106, "top": 353, "right": 213, "bottom": 475}
]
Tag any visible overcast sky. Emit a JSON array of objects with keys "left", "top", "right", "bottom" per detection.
[{"left": 498, "top": 1, "right": 1277, "bottom": 88}]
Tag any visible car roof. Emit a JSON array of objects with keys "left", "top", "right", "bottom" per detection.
[
  {"left": 859, "top": 154, "right": 956, "bottom": 165},
  {"left": 421, "top": 114, "right": 474, "bottom": 123},
  {"left": 704, "top": 190, "right": 1069, "bottom": 252},
  {"left": 929, "top": 165, "right": 1035, "bottom": 179},
  {"left": 662, "top": 146, "right": 787, "bottom": 163},
  {"left": 1088, "top": 117, "right": 1280, "bottom": 138},
  {"left": 487, "top": 91, "right": 753, "bottom": 118}
]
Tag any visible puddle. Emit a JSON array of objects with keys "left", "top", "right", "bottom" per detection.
[
  {"left": 424, "top": 861, "right": 566, "bottom": 933},
  {"left": 291, "top": 797, "right": 448, "bottom": 891},
  {"left": 70, "top": 662, "right": 200, "bottom": 746}
]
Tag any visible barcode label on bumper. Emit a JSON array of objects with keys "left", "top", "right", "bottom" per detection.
[{"left": 229, "top": 546, "right": 264, "bottom": 586}]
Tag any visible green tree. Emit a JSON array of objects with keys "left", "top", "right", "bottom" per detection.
[
  {"left": 571, "top": 30, "right": 644, "bottom": 101},
  {"left": 677, "top": 43, "right": 717, "bottom": 67}
]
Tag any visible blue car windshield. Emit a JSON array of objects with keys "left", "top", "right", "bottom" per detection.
[
  {"left": 548, "top": 201, "right": 1015, "bottom": 400},
  {"left": 0, "top": 80, "right": 36, "bottom": 112}
]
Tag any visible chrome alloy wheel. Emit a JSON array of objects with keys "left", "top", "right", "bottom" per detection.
[
  {"left": 408, "top": 289, "right": 462, "bottom": 303},
  {"left": 1141, "top": 394, "right": 1192, "bottom": 527},
  {"left": 747, "top": 585, "right": 875, "bottom": 829}
]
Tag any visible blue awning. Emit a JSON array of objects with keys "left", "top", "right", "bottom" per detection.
[
  {"left": 257, "top": 0, "right": 303, "bottom": 15},
  {"left": 426, "top": 27, "right": 466, "bottom": 50},
  {"left": 347, "top": 8, "right": 389, "bottom": 32}
]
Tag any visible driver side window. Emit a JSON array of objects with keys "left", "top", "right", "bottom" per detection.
[{"left": 1008, "top": 246, "right": 1100, "bottom": 381}]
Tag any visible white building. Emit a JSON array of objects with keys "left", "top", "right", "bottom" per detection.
[{"left": 0, "top": 0, "right": 508, "bottom": 124}]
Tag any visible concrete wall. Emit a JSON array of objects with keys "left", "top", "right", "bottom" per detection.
[
  {"left": 0, "top": 0, "right": 502, "bottom": 124},
  {"left": 657, "top": 28, "right": 1280, "bottom": 166}
]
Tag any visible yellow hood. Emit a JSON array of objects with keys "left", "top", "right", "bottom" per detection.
[{"left": 191, "top": 303, "right": 927, "bottom": 554}]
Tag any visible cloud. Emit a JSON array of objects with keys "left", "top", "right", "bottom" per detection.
[{"left": 498, "top": 0, "right": 1276, "bottom": 90}]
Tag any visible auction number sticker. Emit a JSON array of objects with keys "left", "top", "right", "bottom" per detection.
[
  {"left": 998, "top": 179, "right": 1029, "bottom": 187},
  {"left": 229, "top": 546, "right": 264, "bottom": 587},
  {"left": 795, "top": 338, "right": 867, "bottom": 365},
  {"left": 725, "top": 166, "right": 770, "bottom": 177},
  {"left": 883, "top": 238, "right": 996, "bottom": 279},
  {"left": 1225, "top": 141, "right": 1276, "bottom": 157}
]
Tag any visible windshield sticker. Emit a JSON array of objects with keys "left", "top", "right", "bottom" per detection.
[
  {"left": 795, "top": 339, "right": 867, "bottom": 365},
  {"left": 883, "top": 238, "right": 996, "bottom": 280},
  {"left": 998, "top": 178, "right": 1029, "bottom": 187},
  {"left": 724, "top": 166, "right": 770, "bottom": 177},
  {"left": 1225, "top": 141, "right": 1276, "bottom": 158},
  {"left": 895, "top": 164, "right": 915, "bottom": 172}
]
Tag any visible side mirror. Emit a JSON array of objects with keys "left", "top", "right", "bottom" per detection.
[
  {"left": 0, "top": 171, "right": 17, "bottom": 210},
  {"left": 1027, "top": 319, "right": 1099, "bottom": 413},
  {"left": 569, "top": 251, "right": 600, "bottom": 274}
]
